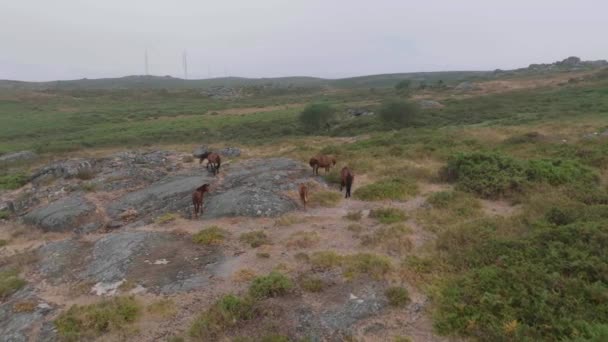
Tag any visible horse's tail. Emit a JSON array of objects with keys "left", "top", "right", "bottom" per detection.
[{"left": 216, "top": 156, "right": 221, "bottom": 172}]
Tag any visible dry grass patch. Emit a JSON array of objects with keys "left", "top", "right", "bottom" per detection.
[
  {"left": 155, "top": 212, "right": 178, "bottom": 225},
  {"left": 355, "top": 178, "right": 418, "bottom": 201},
  {"left": 286, "top": 231, "right": 320, "bottom": 249},
  {"left": 417, "top": 190, "right": 482, "bottom": 231},
  {"left": 310, "top": 251, "right": 392, "bottom": 280},
  {"left": 13, "top": 300, "right": 37, "bottom": 313},
  {"left": 239, "top": 230, "right": 270, "bottom": 248},
  {"left": 233, "top": 269, "right": 257, "bottom": 282},
  {"left": 147, "top": 299, "right": 176, "bottom": 317},
  {"left": 344, "top": 210, "right": 363, "bottom": 221},
  {"left": 385, "top": 286, "right": 410, "bottom": 307},
  {"left": 274, "top": 214, "right": 302, "bottom": 227},
  {"left": 309, "top": 190, "right": 342, "bottom": 207},
  {"left": 298, "top": 273, "right": 325, "bottom": 293},
  {"left": 361, "top": 224, "right": 413, "bottom": 256},
  {"left": 0, "top": 268, "right": 26, "bottom": 300}
]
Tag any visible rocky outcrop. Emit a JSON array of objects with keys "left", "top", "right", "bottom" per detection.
[
  {"left": 106, "top": 173, "right": 213, "bottom": 222},
  {"left": 204, "top": 158, "right": 310, "bottom": 218},
  {"left": 0, "top": 151, "right": 37, "bottom": 165},
  {"left": 23, "top": 196, "right": 98, "bottom": 233},
  {"left": 0, "top": 287, "right": 56, "bottom": 342}
]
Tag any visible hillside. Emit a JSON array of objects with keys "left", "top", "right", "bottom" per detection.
[{"left": 1, "top": 57, "right": 608, "bottom": 342}]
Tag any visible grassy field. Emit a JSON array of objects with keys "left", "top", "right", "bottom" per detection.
[{"left": 2, "top": 67, "right": 608, "bottom": 341}]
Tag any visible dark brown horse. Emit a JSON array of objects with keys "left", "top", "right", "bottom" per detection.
[
  {"left": 199, "top": 152, "right": 221, "bottom": 175},
  {"left": 340, "top": 167, "right": 354, "bottom": 198},
  {"left": 309, "top": 155, "right": 336, "bottom": 175},
  {"left": 192, "top": 184, "right": 210, "bottom": 218},
  {"left": 299, "top": 183, "right": 309, "bottom": 209}
]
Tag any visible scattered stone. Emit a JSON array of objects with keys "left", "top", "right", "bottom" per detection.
[
  {"left": 347, "top": 108, "right": 375, "bottom": 117},
  {"left": 23, "top": 196, "right": 98, "bottom": 233},
  {"left": 91, "top": 279, "right": 125, "bottom": 296},
  {"left": 455, "top": 81, "right": 477, "bottom": 91},
  {"left": 0, "top": 151, "right": 37, "bottom": 165},
  {"left": 218, "top": 147, "right": 241, "bottom": 157},
  {"left": 418, "top": 100, "right": 444, "bottom": 109},
  {"left": 30, "top": 158, "right": 97, "bottom": 183}
]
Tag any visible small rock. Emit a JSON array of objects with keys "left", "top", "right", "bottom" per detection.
[
  {"left": 418, "top": 99, "right": 444, "bottom": 109},
  {"left": 218, "top": 147, "right": 241, "bottom": 157},
  {"left": 153, "top": 259, "right": 169, "bottom": 265},
  {"left": 91, "top": 279, "right": 125, "bottom": 296}
]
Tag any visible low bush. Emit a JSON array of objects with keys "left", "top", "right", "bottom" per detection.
[
  {"left": 361, "top": 224, "right": 412, "bottom": 256},
  {"left": 342, "top": 253, "right": 392, "bottom": 280},
  {"left": 385, "top": 287, "right": 410, "bottom": 307},
  {"left": 249, "top": 272, "right": 293, "bottom": 299},
  {"left": 299, "top": 103, "right": 336, "bottom": 130},
  {"left": 434, "top": 216, "right": 608, "bottom": 341},
  {"left": 378, "top": 100, "right": 419, "bottom": 126},
  {"left": 286, "top": 231, "right": 320, "bottom": 249},
  {"left": 239, "top": 230, "right": 270, "bottom": 248},
  {"left": 54, "top": 296, "right": 140, "bottom": 341},
  {"left": 155, "top": 212, "right": 178, "bottom": 225},
  {"left": 189, "top": 294, "right": 256, "bottom": 340},
  {"left": 344, "top": 210, "right": 362, "bottom": 221},
  {"left": 299, "top": 274, "right": 325, "bottom": 292},
  {"left": 369, "top": 207, "right": 408, "bottom": 224},
  {"left": 192, "top": 226, "right": 228, "bottom": 245},
  {"left": 354, "top": 178, "right": 418, "bottom": 201},
  {"left": 442, "top": 152, "right": 526, "bottom": 198}
]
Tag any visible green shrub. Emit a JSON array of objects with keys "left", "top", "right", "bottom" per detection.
[
  {"left": 385, "top": 286, "right": 410, "bottom": 307},
  {"left": 239, "top": 230, "right": 270, "bottom": 248},
  {"left": 378, "top": 101, "right": 419, "bottom": 126},
  {"left": 0, "top": 269, "right": 26, "bottom": 299},
  {"left": 361, "top": 224, "right": 412, "bottom": 256},
  {"left": 343, "top": 253, "right": 392, "bottom": 280},
  {"left": 299, "top": 274, "right": 325, "bottom": 292},
  {"left": 249, "top": 272, "right": 293, "bottom": 299},
  {"left": 354, "top": 178, "right": 418, "bottom": 201},
  {"left": 310, "top": 251, "right": 342, "bottom": 270},
  {"left": 192, "top": 226, "right": 228, "bottom": 245},
  {"left": 0, "top": 172, "right": 28, "bottom": 190},
  {"left": 286, "top": 231, "right": 320, "bottom": 248},
  {"left": 0, "top": 239, "right": 7, "bottom": 247},
  {"left": 369, "top": 207, "right": 407, "bottom": 224},
  {"left": 54, "top": 296, "right": 140, "bottom": 341},
  {"left": 443, "top": 152, "right": 526, "bottom": 198},
  {"left": 299, "top": 103, "right": 336, "bottom": 130},
  {"left": 344, "top": 210, "right": 362, "bottom": 221},
  {"left": 0, "top": 210, "right": 8, "bottom": 220},
  {"left": 189, "top": 294, "right": 255, "bottom": 340},
  {"left": 525, "top": 159, "right": 598, "bottom": 186},
  {"left": 434, "top": 217, "right": 608, "bottom": 341},
  {"left": 256, "top": 252, "right": 271, "bottom": 259}
]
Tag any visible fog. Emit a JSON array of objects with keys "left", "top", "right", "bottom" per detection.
[{"left": 1, "top": 0, "right": 607, "bottom": 81}]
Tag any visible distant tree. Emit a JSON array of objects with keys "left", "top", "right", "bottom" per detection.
[
  {"left": 378, "top": 101, "right": 419, "bottom": 126},
  {"left": 299, "top": 103, "right": 336, "bottom": 130},
  {"left": 418, "top": 81, "right": 427, "bottom": 90},
  {"left": 395, "top": 80, "right": 411, "bottom": 91},
  {"left": 436, "top": 79, "right": 446, "bottom": 89}
]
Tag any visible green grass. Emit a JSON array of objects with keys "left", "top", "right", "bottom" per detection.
[
  {"left": 239, "top": 230, "right": 270, "bottom": 248},
  {"left": 0, "top": 210, "right": 9, "bottom": 220},
  {"left": 0, "top": 269, "right": 26, "bottom": 299},
  {"left": 309, "top": 251, "right": 392, "bottom": 280},
  {"left": 309, "top": 190, "right": 342, "bottom": 207},
  {"left": 192, "top": 226, "right": 228, "bottom": 245},
  {"left": 368, "top": 207, "right": 408, "bottom": 224},
  {"left": 154, "top": 212, "right": 178, "bottom": 225},
  {"left": 249, "top": 272, "right": 293, "bottom": 299},
  {"left": 361, "top": 224, "right": 412, "bottom": 256},
  {"left": 354, "top": 178, "right": 418, "bottom": 201},
  {"left": 54, "top": 296, "right": 140, "bottom": 341},
  {"left": 0, "top": 172, "right": 28, "bottom": 190},
  {"left": 299, "top": 274, "right": 325, "bottom": 293}
]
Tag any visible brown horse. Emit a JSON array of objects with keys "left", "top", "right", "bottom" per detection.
[
  {"left": 309, "top": 155, "right": 336, "bottom": 175},
  {"left": 199, "top": 152, "right": 221, "bottom": 175},
  {"left": 192, "top": 184, "right": 210, "bottom": 218},
  {"left": 340, "top": 167, "right": 354, "bottom": 198},
  {"left": 299, "top": 183, "right": 309, "bottom": 209}
]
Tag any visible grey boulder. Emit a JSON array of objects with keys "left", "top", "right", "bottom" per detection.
[{"left": 23, "top": 196, "right": 97, "bottom": 233}]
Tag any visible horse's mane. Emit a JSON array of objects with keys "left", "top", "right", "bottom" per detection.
[{"left": 196, "top": 184, "right": 210, "bottom": 192}]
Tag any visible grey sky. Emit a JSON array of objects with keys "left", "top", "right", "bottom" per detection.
[{"left": 1, "top": 0, "right": 607, "bottom": 81}]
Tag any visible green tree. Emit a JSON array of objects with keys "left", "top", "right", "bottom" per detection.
[
  {"left": 299, "top": 103, "right": 336, "bottom": 130},
  {"left": 395, "top": 80, "right": 411, "bottom": 92},
  {"left": 378, "top": 101, "right": 419, "bottom": 126}
]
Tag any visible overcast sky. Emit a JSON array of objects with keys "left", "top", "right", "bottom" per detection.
[{"left": 1, "top": 0, "right": 607, "bottom": 81}]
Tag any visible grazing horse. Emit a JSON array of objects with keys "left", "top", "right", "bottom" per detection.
[
  {"left": 309, "top": 155, "right": 336, "bottom": 175},
  {"left": 299, "top": 183, "right": 309, "bottom": 209},
  {"left": 199, "top": 152, "right": 221, "bottom": 175},
  {"left": 192, "top": 184, "right": 210, "bottom": 218},
  {"left": 340, "top": 167, "right": 354, "bottom": 198}
]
